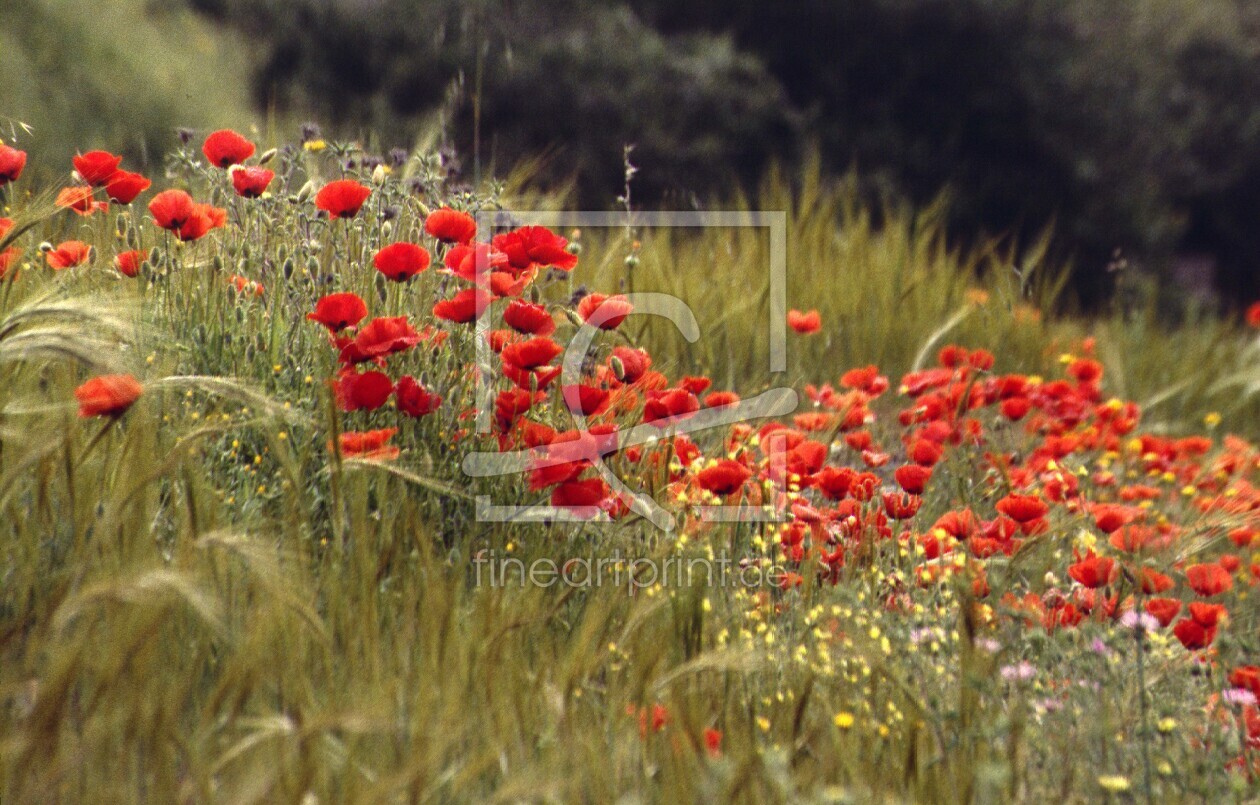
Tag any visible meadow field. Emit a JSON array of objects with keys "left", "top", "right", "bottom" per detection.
[{"left": 0, "top": 129, "right": 1258, "bottom": 802}]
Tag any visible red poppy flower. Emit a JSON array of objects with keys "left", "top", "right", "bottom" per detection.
[
  {"left": 1068, "top": 552, "right": 1115, "bottom": 588},
  {"left": 373, "top": 242, "right": 431, "bottom": 282},
  {"left": 995, "top": 494, "right": 1048, "bottom": 524},
  {"left": 1091, "top": 504, "right": 1138, "bottom": 534},
  {"left": 175, "top": 203, "right": 227, "bottom": 242},
  {"left": 73, "top": 150, "right": 122, "bottom": 186},
  {"left": 706, "top": 390, "right": 740, "bottom": 408},
  {"left": 1186, "top": 562, "right": 1233, "bottom": 597},
  {"left": 433, "top": 288, "right": 491, "bottom": 323},
  {"left": 1138, "top": 568, "right": 1175, "bottom": 594},
  {"left": 334, "top": 369, "right": 394, "bottom": 412},
  {"left": 56, "top": 186, "right": 107, "bottom": 216},
  {"left": 1230, "top": 666, "right": 1260, "bottom": 699},
  {"left": 642, "top": 388, "right": 700, "bottom": 426},
  {"left": 495, "top": 388, "right": 543, "bottom": 430},
  {"left": 337, "top": 428, "right": 399, "bottom": 460},
  {"left": 840, "top": 365, "right": 889, "bottom": 394},
  {"left": 0, "top": 218, "right": 11, "bottom": 241},
  {"left": 395, "top": 376, "right": 442, "bottom": 417},
  {"left": 307, "top": 292, "right": 368, "bottom": 332},
  {"left": 999, "top": 397, "right": 1031, "bottom": 420},
  {"left": 610, "top": 346, "right": 651, "bottom": 384},
  {"left": 562, "top": 384, "right": 610, "bottom": 416},
  {"left": 577, "top": 293, "right": 633, "bottom": 329},
  {"left": 231, "top": 166, "right": 274, "bottom": 198},
  {"left": 227, "top": 275, "right": 264, "bottom": 297},
  {"left": 74, "top": 374, "right": 143, "bottom": 417},
  {"left": 697, "top": 459, "right": 752, "bottom": 497},
  {"left": 45, "top": 241, "right": 93, "bottom": 270},
  {"left": 1066, "top": 358, "right": 1103, "bottom": 384},
  {"left": 1144, "top": 597, "right": 1181, "bottom": 627},
  {"left": 425, "top": 207, "right": 478, "bottom": 244},
  {"left": 1172, "top": 618, "right": 1215, "bottom": 650},
  {"left": 103, "top": 170, "right": 151, "bottom": 205},
  {"left": 884, "top": 491, "right": 922, "bottom": 520},
  {"left": 703, "top": 728, "right": 722, "bottom": 758},
  {"left": 202, "top": 129, "right": 255, "bottom": 168},
  {"left": 443, "top": 243, "right": 507, "bottom": 282},
  {"left": 315, "top": 179, "right": 371, "bottom": 219},
  {"left": 503, "top": 299, "right": 556, "bottom": 335},
  {"left": 341, "top": 316, "right": 422, "bottom": 363},
  {"left": 114, "top": 250, "right": 145, "bottom": 278},
  {"left": 149, "top": 189, "right": 197, "bottom": 231},
  {"left": 492, "top": 226, "right": 578, "bottom": 273},
  {"left": 1247, "top": 301, "right": 1260, "bottom": 329},
  {"left": 0, "top": 143, "right": 26, "bottom": 184},
  {"left": 894, "top": 464, "right": 932, "bottom": 495},
  {"left": 502, "top": 337, "right": 563, "bottom": 371},
  {"left": 910, "top": 439, "right": 944, "bottom": 467},
  {"left": 1188, "top": 601, "right": 1227, "bottom": 628},
  {"left": 787, "top": 309, "right": 821, "bottom": 334},
  {"left": 0, "top": 247, "right": 20, "bottom": 279},
  {"left": 551, "top": 477, "right": 609, "bottom": 510}
]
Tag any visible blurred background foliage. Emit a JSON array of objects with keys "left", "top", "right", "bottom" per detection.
[
  {"left": 0, "top": 0, "right": 253, "bottom": 166},
  {"left": 8, "top": 0, "right": 1260, "bottom": 307}
]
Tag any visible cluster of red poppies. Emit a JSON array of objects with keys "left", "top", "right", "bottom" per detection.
[{"left": 8, "top": 130, "right": 1258, "bottom": 760}]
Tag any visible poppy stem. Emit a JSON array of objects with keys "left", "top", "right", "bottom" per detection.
[{"left": 1133, "top": 604, "right": 1154, "bottom": 804}]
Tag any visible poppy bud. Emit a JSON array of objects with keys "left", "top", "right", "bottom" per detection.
[
  {"left": 610, "top": 355, "right": 626, "bottom": 381},
  {"left": 371, "top": 164, "right": 389, "bottom": 185},
  {"left": 115, "top": 215, "right": 129, "bottom": 239},
  {"left": 560, "top": 308, "right": 585, "bottom": 327},
  {"left": 148, "top": 246, "right": 161, "bottom": 265},
  {"left": 223, "top": 332, "right": 233, "bottom": 346},
  {"left": 381, "top": 220, "right": 393, "bottom": 237},
  {"left": 282, "top": 258, "right": 295, "bottom": 279},
  {"left": 226, "top": 284, "right": 237, "bottom": 304},
  {"left": 258, "top": 148, "right": 277, "bottom": 165},
  {"left": 375, "top": 273, "right": 388, "bottom": 302},
  {"left": 296, "top": 180, "right": 315, "bottom": 202},
  {"left": 212, "top": 255, "right": 224, "bottom": 272},
  {"left": 416, "top": 202, "right": 431, "bottom": 218},
  {"left": 245, "top": 343, "right": 255, "bottom": 362}
]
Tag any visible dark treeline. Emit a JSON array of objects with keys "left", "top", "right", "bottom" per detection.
[{"left": 188, "top": 0, "right": 1260, "bottom": 306}]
